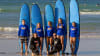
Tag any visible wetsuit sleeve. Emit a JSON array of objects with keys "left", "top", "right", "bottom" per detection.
[
  {"left": 58, "top": 38, "right": 61, "bottom": 44},
  {"left": 18, "top": 25, "right": 21, "bottom": 36},
  {"left": 52, "top": 39, "right": 54, "bottom": 46}
]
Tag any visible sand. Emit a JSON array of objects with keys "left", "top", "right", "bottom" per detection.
[{"left": 0, "top": 38, "right": 100, "bottom": 56}]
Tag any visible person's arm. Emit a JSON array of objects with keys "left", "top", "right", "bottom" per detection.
[
  {"left": 18, "top": 25, "right": 21, "bottom": 38},
  {"left": 52, "top": 39, "right": 54, "bottom": 46}
]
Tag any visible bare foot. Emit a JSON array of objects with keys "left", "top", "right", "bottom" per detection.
[
  {"left": 47, "top": 51, "right": 48, "bottom": 55},
  {"left": 20, "top": 51, "right": 23, "bottom": 55},
  {"left": 25, "top": 52, "right": 28, "bottom": 56}
]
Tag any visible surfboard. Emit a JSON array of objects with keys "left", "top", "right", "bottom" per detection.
[
  {"left": 55, "top": 0, "right": 67, "bottom": 53},
  {"left": 31, "top": 4, "right": 43, "bottom": 52},
  {"left": 31, "top": 4, "right": 43, "bottom": 31},
  {"left": 44, "top": 5, "right": 54, "bottom": 51},
  {"left": 69, "top": 0, "right": 80, "bottom": 54},
  {"left": 19, "top": 4, "right": 30, "bottom": 53}
]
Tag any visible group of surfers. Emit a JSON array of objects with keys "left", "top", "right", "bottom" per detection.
[{"left": 18, "top": 18, "right": 78, "bottom": 56}]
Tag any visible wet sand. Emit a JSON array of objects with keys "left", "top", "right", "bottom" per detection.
[{"left": 0, "top": 38, "right": 100, "bottom": 56}]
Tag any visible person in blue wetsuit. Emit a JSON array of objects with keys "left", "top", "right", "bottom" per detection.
[
  {"left": 18, "top": 19, "right": 30, "bottom": 54},
  {"left": 46, "top": 21, "right": 54, "bottom": 54},
  {"left": 34, "top": 23, "right": 44, "bottom": 54},
  {"left": 56, "top": 18, "right": 67, "bottom": 53},
  {"left": 70, "top": 22, "right": 77, "bottom": 55}
]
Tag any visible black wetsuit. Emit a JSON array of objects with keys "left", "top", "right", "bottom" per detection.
[
  {"left": 49, "top": 38, "right": 62, "bottom": 54},
  {"left": 30, "top": 37, "right": 41, "bottom": 54}
]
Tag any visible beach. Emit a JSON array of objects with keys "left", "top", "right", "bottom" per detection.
[{"left": 0, "top": 38, "right": 100, "bottom": 56}]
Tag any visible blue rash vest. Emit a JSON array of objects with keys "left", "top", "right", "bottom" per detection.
[
  {"left": 46, "top": 26, "right": 54, "bottom": 37},
  {"left": 70, "top": 26, "right": 77, "bottom": 37},
  {"left": 18, "top": 24, "right": 30, "bottom": 37},
  {"left": 56, "top": 24, "right": 65, "bottom": 36},
  {"left": 34, "top": 28, "right": 44, "bottom": 37}
]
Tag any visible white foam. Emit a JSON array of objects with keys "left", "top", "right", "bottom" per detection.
[
  {"left": 0, "top": 27, "right": 32, "bottom": 32},
  {"left": 0, "top": 27, "right": 18, "bottom": 31},
  {"left": 80, "top": 12, "right": 100, "bottom": 15}
]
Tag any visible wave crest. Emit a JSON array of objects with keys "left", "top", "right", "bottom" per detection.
[{"left": 0, "top": 27, "right": 18, "bottom": 31}]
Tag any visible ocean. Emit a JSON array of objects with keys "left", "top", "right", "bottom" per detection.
[{"left": 0, "top": 0, "right": 100, "bottom": 39}]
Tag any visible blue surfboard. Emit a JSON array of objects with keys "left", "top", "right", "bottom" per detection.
[
  {"left": 55, "top": 0, "right": 67, "bottom": 53},
  {"left": 44, "top": 5, "right": 54, "bottom": 51},
  {"left": 31, "top": 4, "right": 43, "bottom": 52},
  {"left": 19, "top": 4, "right": 30, "bottom": 53},
  {"left": 31, "top": 4, "right": 43, "bottom": 31},
  {"left": 69, "top": 0, "right": 80, "bottom": 54}
]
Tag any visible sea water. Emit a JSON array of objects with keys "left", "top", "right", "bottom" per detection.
[{"left": 0, "top": 0, "right": 100, "bottom": 38}]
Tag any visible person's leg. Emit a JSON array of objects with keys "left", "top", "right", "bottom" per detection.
[
  {"left": 57, "top": 51, "right": 60, "bottom": 56},
  {"left": 21, "top": 39, "right": 23, "bottom": 54},
  {"left": 25, "top": 38, "right": 28, "bottom": 55},
  {"left": 46, "top": 37, "right": 49, "bottom": 54},
  {"left": 49, "top": 48, "right": 57, "bottom": 54},
  {"left": 32, "top": 52, "right": 34, "bottom": 56},
  {"left": 60, "top": 36, "right": 64, "bottom": 52},
  {"left": 70, "top": 37, "right": 74, "bottom": 54},
  {"left": 73, "top": 37, "right": 76, "bottom": 54},
  {"left": 50, "top": 37, "right": 52, "bottom": 51},
  {"left": 40, "top": 37, "right": 43, "bottom": 54}
]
